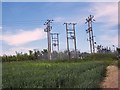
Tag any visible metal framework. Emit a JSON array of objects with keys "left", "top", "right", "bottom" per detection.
[
  {"left": 51, "top": 33, "right": 59, "bottom": 52},
  {"left": 64, "top": 23, "right": 77, "bottom": 59},
  {"left": 85, "top": 15, "right": 96, "bottom": 54},
  {"left": 44, "top": 19, "right": 53, "bottom": 60}
]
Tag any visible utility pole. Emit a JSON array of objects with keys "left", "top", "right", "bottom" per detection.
[
  {"left": 64, "top": 23, "right": 70, "bottom": 60},
  {"left": 73, "top": 23, "right": 77, "bottom": 58},
  {"left": 64, "top": 23, "right": 77, "bottom": 59},
  {"left": 51, "top": 33, "right": 59, "bottom": 52},
  {"left": 44, "top": 19, "right": 53, "bottom": 60},
  {"left": 85, "top": 15, "right": 95, "bottom": 54}
]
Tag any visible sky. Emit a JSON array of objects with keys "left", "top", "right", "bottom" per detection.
[
  {"left": 0, "top": 2, "right": 118, "bottom": 55},
  {"left": 1, "top": 0, "right": 119, "bottom": 2}
]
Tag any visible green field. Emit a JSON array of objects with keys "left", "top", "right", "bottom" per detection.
[{"left": 2, "top": 60, "right": 109, "bottom": 88}]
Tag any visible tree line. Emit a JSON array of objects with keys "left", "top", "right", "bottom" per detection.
[
  {"left": 1, "top": 46, "right": 119, "bottom": 62},
  {"left": 1, "top": 49, "right": 82, "bottom": 62}
]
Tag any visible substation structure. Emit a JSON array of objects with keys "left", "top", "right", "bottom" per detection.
[
  {"left": 51, "top": 33, "right": 59, "bottom": 52},
  {"left": 44, "top": 19, "right": 53, "bottom": 60},
  {"left": 85, "top": 15, "right": 96, "bottom": 54},
  {"left": 64, "top": 23, "right": 77, "bottom": 59}
]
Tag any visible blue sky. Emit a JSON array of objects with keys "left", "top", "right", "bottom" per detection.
[
  {"left": 2, "top": 0, "right": 119, "bottom": 2},
  {"left": 1, "top": 2, "right": 118, "bottom": 55}
]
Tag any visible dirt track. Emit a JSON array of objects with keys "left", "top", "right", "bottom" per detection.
[{"left": 101, "top": 65, "right": 119, "bottom": 88}]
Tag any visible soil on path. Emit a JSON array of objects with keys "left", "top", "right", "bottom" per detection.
[{"left": 101, "top": 65, "right": 119, "bottom": 88}]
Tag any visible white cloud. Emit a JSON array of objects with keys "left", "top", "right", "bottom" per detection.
[
  {"left": 97, "top": 28, "right": 118, "bottom": 47},
  {"left": 1, "top": 47, "right": 36, "bottom": 56},
  {"left": 0, "top": 26, "right": 2, "bottom": 30},
  {"left": 54, "top": 17, "right": 65, "bottom": 23},
  {"left": 54, "top": 16, "right": 85, "bottom": 24},
  {"left": 1, "top": 28, "right": 46, "bottom": 46},
  {"left": 0, "top": 26, "right": 2, "bottom": 32},
  {"left": 99, "top": 34, "right": 118, "bottom": 46},
  {"left": 89, "top": 3, "right": 118, "bottom": 47},
  {"left": 91, "top": 3, "right": 118, "bottom": 27}
]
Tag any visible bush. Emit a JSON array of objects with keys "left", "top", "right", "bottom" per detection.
[{"left": 83, "top": 53, "right": 117, "bottom": 61}]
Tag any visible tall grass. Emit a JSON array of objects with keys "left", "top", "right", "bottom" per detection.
[
  {"left": 83, "top": 53, "right": 117, "bottom": 62},
  {"left": 2, "top": 61, "right": 108, "bottom": 88}
]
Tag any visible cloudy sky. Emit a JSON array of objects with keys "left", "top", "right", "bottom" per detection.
[{"left": 1, "top": 2, "right": 118, "bottom": 55}]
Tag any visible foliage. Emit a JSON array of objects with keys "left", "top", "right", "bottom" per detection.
[
  {"left": 83, "top": 53, "right": 117, "bottom": 61},
  {"left": 1, "top": 50, "right": 117, "bottom": 63},
  {"left": 117, "top": 48, "right": 120, "bottom": 59},
  {"left": 2, "top": 49, "right": 48, "bottom": 62},
  {"left": 117, "top": 48, "right": 120, "bottom": 53},
  {"left": 2, "top": 61, "right": 108, "bottom": 88},
  {"left": 1, "top": 49, "right": 81, "bottom": 62}
]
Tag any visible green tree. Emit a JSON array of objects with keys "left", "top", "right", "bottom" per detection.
[{"left": 41, "top": 49, "right": 48, "bottom": 60}]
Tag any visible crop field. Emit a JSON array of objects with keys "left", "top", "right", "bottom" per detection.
[
  {"left": 2, "top": 60, "right": 109, "bottom": 88},
  {"left": 2, "top": 2, "right": 119, "bottom": 89}
]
